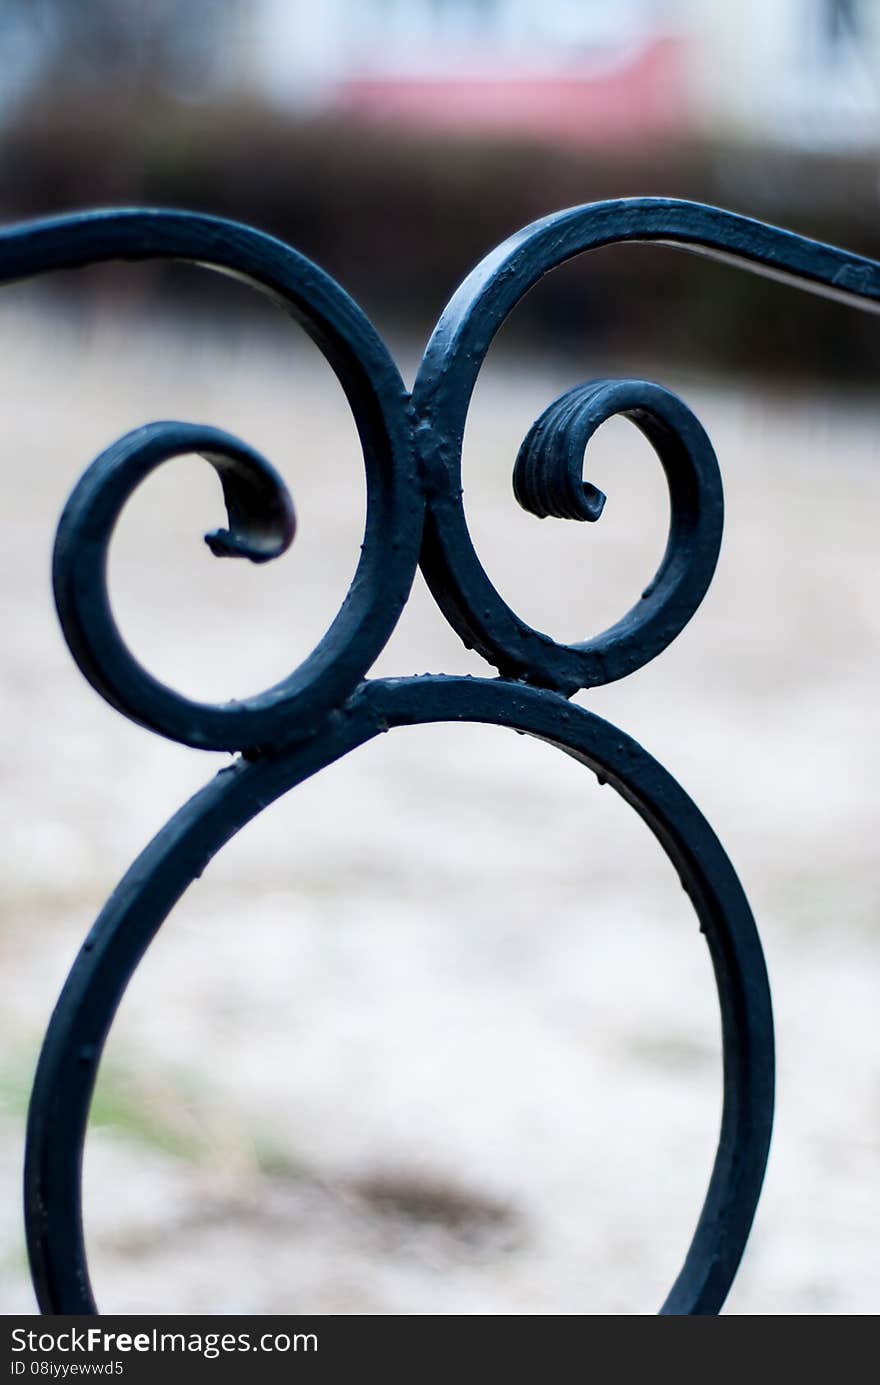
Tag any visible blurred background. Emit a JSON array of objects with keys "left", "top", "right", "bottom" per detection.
[{"left": 0, "top": 0, "right": 878, "bottom": 1314}]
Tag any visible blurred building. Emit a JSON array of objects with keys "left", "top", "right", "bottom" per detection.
[
  {"left": 247, "top": 0, "right": 691, "bottom": 147},
  {"left": 242, "top": 0, "right": 880, "bottom": 152},
  {"left": 1, "top": 1, "right": 876, "bottom": 153}
]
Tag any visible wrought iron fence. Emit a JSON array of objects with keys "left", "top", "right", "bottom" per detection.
[{"left": 6, "top": 196, "right": 879, "bottom": 1315}]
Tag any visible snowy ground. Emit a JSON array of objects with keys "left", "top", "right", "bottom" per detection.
[{"left": 0, "top": 299, "right": 877, "bottom": 1314}]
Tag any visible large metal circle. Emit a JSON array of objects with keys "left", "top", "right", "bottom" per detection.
[{"left": 25, "top": 676, "right": 774, "bottom": 1315}]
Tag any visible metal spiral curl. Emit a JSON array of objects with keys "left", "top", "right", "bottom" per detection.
[
  {"left": 10, "top": 196, "right": 880, "bottom": 1316},
  {"left": 0, "top": 208, "right": 423, "bottom": 752},
  {"left": 53, "top": 421, "right": 297, "bottom": 742},
  {"left": 510, "top": 377, "right": 724, "bottom": 690}
]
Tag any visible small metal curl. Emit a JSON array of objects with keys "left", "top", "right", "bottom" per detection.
[
  {"left": 513, "top": 380, "right": 609, "bottom": 521},
  {"left": 53, "top": 421, "right": 296, "bottom": 738},
  {"left": 508, "top": 378, "right": 724, "bottom": 689}
]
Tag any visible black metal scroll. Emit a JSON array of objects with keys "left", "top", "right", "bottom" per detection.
[{"left": 8, "top": 197, "right": 880, "bottom": 1316}]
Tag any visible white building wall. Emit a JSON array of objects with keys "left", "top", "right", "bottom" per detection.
[{"left": 685, "top": 0, "right": 880, "bottom": 149}]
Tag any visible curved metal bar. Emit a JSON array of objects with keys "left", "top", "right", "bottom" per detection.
[
  {"left": 0, "top": 209, "right": 422, "bottom": 750},
  {"left": 24, "top": 676, "right": 773, "bottom": 1318},
  {"left": 412, "top": 196, "right": 880, "bottom": 691},
  {"left": 21, "top": 195, "right": 878, "bottom": 1314}
]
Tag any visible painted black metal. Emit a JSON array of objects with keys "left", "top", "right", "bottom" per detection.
[{"left": 8, "top": 196, "right": 880, "bottom": 1316}]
